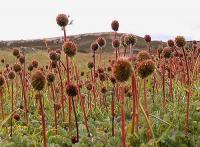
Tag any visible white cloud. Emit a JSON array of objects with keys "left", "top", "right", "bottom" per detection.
[{"left": 0, "top": 0, "right": 199, "bottom": 41}]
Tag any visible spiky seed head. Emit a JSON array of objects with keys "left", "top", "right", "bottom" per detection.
[
  {"left": 49, "top": 51, "right": 58, "bottom": 61},
  {"left": 86, "top": 83, "right": 93, "bottom": 91},
  {"left": 27, "top": 64, "right": 33, "bottom": 72},
  {"left": 56, "top": 14, "right": 69, "bottom": 27},
  {"left": 66, "top": 83, "right": 78, "bottom": 97},
  {"left": 19, "top": 55, "right": 25, "bottom": 64},
  {"left": 13, "top": 114, "right": 20, "bottom": 121},
  {"left": 63, "top": 41, "right": 77, "bottom": 57},
  {"left": 56, "top": 49, "right": 61, "bottom": 54},
  {"left": 97, "top": 37, "right": 106, "bottom": 48},
  {"left": 12, "top": 48, "right": 20, "bottom": 57},
  {"left": 110, "top": 76, "right": 116, "bottom": 84},
  {"left": 163, "top": 47, "right": 173, "bottom": 58},
  {"left": 8, "top": 71, "right": 15, "bottom": 80},
  {"left": 101, "top": 87, "right": 107, "bottom": 94},
  {"left": 99, "top": 73, "right": 106, "bottom": 81},
  {"left": 91, "top": 42, "right": 99, "bottom": 52},
  {"left": 98, "top": 67, "right": 104, "bottom": 74},
  {"left": 111, "top": 20, "right": 119, "bottom": 31},
  {"left": 144, "top": 35, "right": 151, "bottom": 43},
  {"left": 175, "top": 36, "right": 186, "bottom": 48},
  {"left": 192, "top": 40, "right": 197, "bottom": 45},
  {"left": 137, "top": 50, "right": 151, "bottom": 62},
  {"left": 1, "top": 58, "right": 5, "bottom": 63},
  {"left": 31, "top": 70, "right": 46, "bottom": 91},
  {"left": 0, "top": 75, "right": 5, "bottom": 87},
  {"left": 112, "top": 58, "right": 133, "bottom": 82},
  {"left": 47, "top": 72, "right": 55, "bottom": 83},
  {"left": 13, "top": 63, "right": 22, "bottom": 73},
  {"left": 112, "top": 39, "right": 120, "bottom": 48},
  {"left": 32, "top": 60, "right": 38, "bottom": 68},
  {"left": 167, "top": 40, "right": 175, "bottom": 48},
  {"left": 125, "top": 35, "right": 137, "bottom": 46},
  {"left": 87, "top": 61, "right": 94, "bottom": 69},
  {"left": 137, "top": 59, "right": 155, "bottom": 79},
  {"left": 120, "top": 34, "right": 128, "bottom": 48}
]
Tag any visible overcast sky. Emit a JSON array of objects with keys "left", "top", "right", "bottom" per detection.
[{"left": 0, "top": 0, "right": 199, "bottom": 41}]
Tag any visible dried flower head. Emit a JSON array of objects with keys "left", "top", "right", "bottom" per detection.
[
  {"left": 28, "top": 64, "right": 34, "bottom": 72},
  {"left": 49, "top": 51, "right": 58, "bottom": 61},
  {"left": 137, "top": 50, "right": 151, "bottom": 62},
  {"left": 167, "top": 40, "right": 175, "bottom": 48},
  {"left": 32, "top": 60, "right": 38, "bottom": 68},
  {"left": 12, "top": 48, "right": 20, "bottom": 57},
  {"left": 31, "top": 70, "right": 46, "bottom": 91},
  {"left": 56, "top": 14, "right": 69, "bottom": 27},
  {"left": 19, "top": 55, "right": 25, "bottom": 64},
  {"left": 47, "top": 72, "right": 55, "bottom": 83},
  {"left": 112, "top": 39, "right": 120, "bottom": 48},
  {"left": 13, "top": 63, "right": 22, "bottom": 73},
  {"left": 144, "top": 35, "right": 151, "bottom": 43},
  {"left": 66, "top": 83, "right": 78, "bottom": 97},
  {"left": 63, "top": 41, "right": 77, "bottom": 57},
  {"left": 175, "top": 36, "right": 186, "bottom": 48},
  {"left": 8, "top": 71, "right": 15, "bottom": 80},
  {"left": 0, "top": 75, "right": 5, "bottom": 87},
  {"left": 87, "top": 61, "right": 94, "bottom": 69},
  {"left": 97, "top": 37, "right": 106, "bottom": 48},
  {"left": 163, "top": 47, "right": 173, "bottom": 58},
  {"left": 137, "top": 59, "right": 155, "bottom": 79},
  {"left": 91, "top": 42, "right": 99, "bottom": 52},
  {"left": 111, "top": 20, "right": 119, "bottom": 31},
  {"left": 112, "top": 58, "right": 133, "bottom": 82},
  {"left": 125, "top": 35, "right": 137, "bottom": 46}
]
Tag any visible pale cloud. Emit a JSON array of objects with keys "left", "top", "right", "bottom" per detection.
[{"left": 0, "top": 0, "right": 199, "bottom": 41}]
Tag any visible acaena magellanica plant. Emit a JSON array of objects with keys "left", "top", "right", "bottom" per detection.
[
  {"left": 31, "top": 70, "right": 46, "bottom": 147},
  {"left": 144, "top": 35, "right": 151, "bottom": 53},
  {"left": 112, "top": 58, "right": 133, "bottom": 147},
  {"left": 175, "top": 35, "right": 190, "bottom": 135},
  {"left": 137, "top": 59, "right": 155, "bottom": 141}
]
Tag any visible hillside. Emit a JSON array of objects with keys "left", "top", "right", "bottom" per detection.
[{"left": 0, "top": 32, "right": 165, "bottom": 53}]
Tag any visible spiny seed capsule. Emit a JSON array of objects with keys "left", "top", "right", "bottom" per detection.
[
  {"left": 112, "top": 58, "right": 133, "bottom": 82},
  {"left": 63, "top": 41, "right": 77, "bottom": 57},
  {"left": 97, "top": 37, "right": 106, "bottom": 48},
  {"left": 12, "top": 48, "right": 20, "bottom": 57},
  {"left": 98, "top": 67, "right": 104, "bottom": 74},
  {"left": 32, "top": 60, "right": 38, "bottom": 68},
  {"left": 49, "top": 51, "right": 58, "bottom": 61},
  {"left": 125, "top": 35, "right": 137, "bottom": 46},
  {"left": 175, "top": 36, "right": 186, "bottom": 48},
  {"left": 120, "top": 34, "right": 128, "bottom": 48},
  {"left": 0, "top": 75, "right": 5, "bottom": 87},
  {"left": 13, "top": 63, "right": 22, "bottom": 73},
  {"left": 192, "top": 40, "right": 197, "bottom": 45},
  {"left": 66, "top": 84, "right": 78, "bottom": 97},
  {"left": 86, "top": 83, "right": 93, "bottom": 91},
  {"left": 56, "top": 14, "right": 69, "bottom": 27},
  {"left": 31, "top": 70, "right": 46, "bottom": 91},
  {"left": 110, "top": 76, "right": 116, "bottom": 84},
  {"left": 163, "top": 47, "right": 173, "bottom": 58},
  {"left": 137, "top": 50, "right": 151, "bottom": 62},
  {"left": 91, "top": 42, "right": 99, "bottom": 52},
  {"left": 144, "top": 35, "right": 151, "bottom": 43},
  {"left": 137, "top": 59, "right": 155, "bottom": 79},
  {"left": 8, "top": 71, "right": 15, "bottom": 80},
  {"left": 111, "top": 20, "right": 119, "bottom": 31},
  {"left": 87, "top": 61, "right": 94, "bottom": 69},
  {"left": 112, "top": 39, "right": 120, "bottom": 48},
  {"left": 47, "top": 72, "right": 55, "bottom": 83},
  {"left": 101, "top": 87, "right": 107, "bottom": 94},
  {"left": 167, "top": 40, "right": 175, "bottom": 48},
  {"left": 28, "top": 64, "right": 34, "bottom": 71},
  {"left": 19, "top": 56, "right": 25, "bottom": 64},
  {"left": 99, "top": 73, "right": 106, "bottom": 81},
  {"left": 1, "top": 58, "right": 5, "bottom": 63},
  {"left": 13, "top": 114, "right": 20, "bottom": 121}
]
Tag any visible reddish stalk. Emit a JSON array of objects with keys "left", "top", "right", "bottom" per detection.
[
  {"left": 0, "top": 87, "right": 4, "bottom": 120},
  {"left": 121, "top": 85, "right": 126, "bottom": 147},
  {"left": 93, "top": 51, "right": 97, "bottom": 107},
  {"left": 111, "top": 86, "right": 115, "bottom": 136},
  {"left": 162, "top": 60, "right": 166, "bottom": 111},
  {"left": 182, "top": 47, "right": 191, "bottom": 135},
  {"left": 71, "top": 96, "right": 79, "bottom": 142},
  {"left": 131, "top": 74, "right": 136, "bottom": 134},
  {"left": 39, "top": 94, "right": 47, "bottom": 147},
  {"left": 169, "top": 58, "right": 173, "bottom": 101}
]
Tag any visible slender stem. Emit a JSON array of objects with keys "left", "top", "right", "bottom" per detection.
[{"left": 72, "top": 97, "right": 79, "bottom": 142}]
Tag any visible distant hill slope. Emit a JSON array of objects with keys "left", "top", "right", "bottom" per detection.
[{"left": 0, "top": 32, "right": 165, "bottom": 53}]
